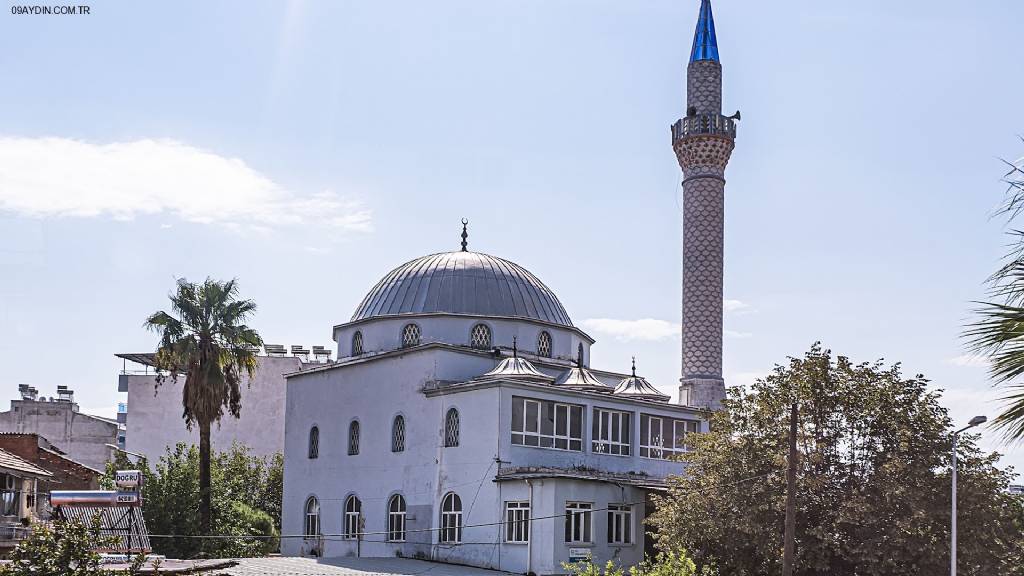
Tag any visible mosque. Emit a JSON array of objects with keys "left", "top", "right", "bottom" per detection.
[{"left": 280, "top": 1, "right": 737, "bottom": 573}]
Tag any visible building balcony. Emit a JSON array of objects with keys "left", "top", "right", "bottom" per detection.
[
  {"left": 671, "top": 114, "right": 737, "bottom": 141},
  {"left": 0, "top": 523, "right": 31, "bottom": 546}
]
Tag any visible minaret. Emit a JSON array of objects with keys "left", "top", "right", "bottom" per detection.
[{"left": 673, "top": 0, "right": 738, "bottom": 409}]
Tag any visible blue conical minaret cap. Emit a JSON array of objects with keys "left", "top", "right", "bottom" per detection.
[{"left": 689, "top": 0, "right": 720, "bottom": 62}]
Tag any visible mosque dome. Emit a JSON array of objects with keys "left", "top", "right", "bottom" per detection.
[
  {"left": 613, "top": 359, "right": 671, "bottom": 402},
  {"left": 351, "top": 250, "right": 574, "bottom": 327}
]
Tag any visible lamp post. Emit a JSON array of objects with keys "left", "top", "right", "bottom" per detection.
[{"left": 951, "top": 415, "right": 986, "bottom": 576}]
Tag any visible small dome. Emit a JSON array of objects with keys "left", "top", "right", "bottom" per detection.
[
  {"left": 613, "top": 359, "right": 670, "bottom": 402},
  {"left": 554, "top": 366, "right": 611, "bottom": 393},
  {"left": 479, "top": 356, "right": 554, "bottom": 383},
  {"left": 351, "top": 251, "right": 573, "bottom": 327}
]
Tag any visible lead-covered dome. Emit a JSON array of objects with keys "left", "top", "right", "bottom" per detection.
[{"left": 351, "top": 251, "right": 574, "bottom": 327}]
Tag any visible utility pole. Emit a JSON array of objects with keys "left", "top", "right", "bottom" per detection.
[{"left": 782, "top": 401, "right": 798, "bottom": 576}]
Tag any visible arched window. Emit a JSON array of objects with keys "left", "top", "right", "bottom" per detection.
[
  {"left": 537, "top": 331, "right": 552, "bottom": 358},
  {"left": 444, "top": 408, "right": 459, "bottom": 448},
  {"left": 351, "top": 331, "right": 364, "bottom": 356},
  {"left": 308, "top": 426, "right": 319, "bottom": 459},
  {"left": 401, "top": 323, "right": 421, "bottom": 348},
  {"left": 304, "top": 496, "right": 320, "bottom": 538},
  {"left": 578, "top": 343, "right": 585, "bottom": 366},
  {"left": 470, "top": 323, "right": 492, "bottom": 349},
  {"left": 348, "top": 421, "right": 360, "bottom": 455},
  {"left": 440, "top": 492, "right": 462, "bottom": 543},
  {"left": 387, "top": 494, "right": 407, "bottom": 542},
  {"left": 391, "top": 415, "right": 406, "bottom": 453},
  {"left": 344, "top": 495, "right": 362, "bottom": 540}
]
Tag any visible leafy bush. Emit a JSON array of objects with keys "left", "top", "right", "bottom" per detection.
[
  {"left": 106, "top": 443, "right": 282, "bottom": 559},
  {"left": 564, "top": 550, "right": 715, "bottom": 576},
  {"left": 0, "top": 517, "right": 112, "bottom": 576}
]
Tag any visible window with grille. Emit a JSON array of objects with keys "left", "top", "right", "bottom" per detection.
[
  {"left": 470, "top": 323, "right": 492, "bottom": 349},
  {"left": 304, "top": 497, "right": 320, "bottom": 539},
  {"left": 504, "top": 501, "right": 530, "bottom": 543},
  {"left": 348, "top": 420, "right": 360, "bottom": 455},
  {"left": 607, "top": 504, "right": 633, "bottom": 545},
  {"left": 392, "top": 415, "right": 405, "bottom": 452},
  {"left": 511, "top": 397, "right": 583, "bottom": 451},
  {"left": 401, "top": 323, "right": 421, "bottom": 348},
  {"left": 537, "top": 331, "right": 552, "bottom": 358},
  {"left": 444, "top": 408, "right": 459, "bottom": 447},
  {"left": 0, "top": 476, "right": 15, "bottom": 517},
  {"left": 440, "top": 492, "right": 462, "bottom": 543},
  {"left": 388, "top": 495, "right": 407, "bottom": 542},
  {"left": 592, "top": 409, "right": 631, "bottom": 456},
  {"left": 344, "top": 495, "right": 362, "bottom": 540},
  {"left": 308, "top": 426, "right": 319, "bottom": 459},
  {"left": 564, "top": 502, "right": 592, "bottom": 544},
  {"left": 352, "top": 331, "right": 363, "bottom": 356},
  {"left": 640, "top": 415, "right": 699, "bottom": 459}
]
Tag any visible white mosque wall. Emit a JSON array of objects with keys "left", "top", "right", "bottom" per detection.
[
  {"left": 281, "top": 345, "right": 704, "bottom": 574},
  {"left": 334, "top": 315, "right": 592, "bottom": 366}
]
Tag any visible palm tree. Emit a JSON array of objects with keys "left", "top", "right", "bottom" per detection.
[
  {"left": 967, "top": 153, "right": 1024, "bottom": 440},
  {"left": 145, "top": 278, "right": 263, "bottom": 534}
]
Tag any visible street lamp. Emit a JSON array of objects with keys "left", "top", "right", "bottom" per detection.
[{"left": 951, "top": 415, "right": 986, "bottom": 576}]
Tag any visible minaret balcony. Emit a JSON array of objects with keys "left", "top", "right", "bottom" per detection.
[{"left": 672, "top": 114, "right": 737, "bottom": 141}]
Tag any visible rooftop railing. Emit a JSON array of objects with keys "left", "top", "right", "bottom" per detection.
[{"left": 672, "top": 114, "right": 737, "bottom": 141}]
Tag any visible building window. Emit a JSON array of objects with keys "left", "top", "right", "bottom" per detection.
[
  {"left": 401, "top": 323, "right": 421, "bottom": 348},
  {"left": 352, "top": 331, "right": 364, "bottom": 356},
  {"left": 511, "top": 397, "right": 583, "bottom": 451},
  {"left": 505, "top": 501, "right": 530, "bottom": 543},
  {"left": 440, "top": 492, "right": 463, "bottom": 544},
  {"left": 592, "top": 408, "right": 631, "bottom": 456},
  {"left": 308, "top": 426, "right": 319, "bottom": 459},
  {"left": 537, "top": 331, "right": 552, "bottom": 358},
  {"left": 348, "top": 420, "right": 360, "bottom": 455},
  {"left": 640, "top": 415, "right": 700, "bottom": 459},
  {"left": 344, "top": 495, "right": 362, "bottom": 540},
  {"left": 444, "top": 408, "right": 460, "bottom": 447},
  {"left": 392, "top": 415, "right": 406, "bottom": 453},
  {"left": 304, "top": 496, "right": 320, "bottom": 539},
  {"left": 388, "top": 494, "right": 407, "bottom": 542},
  {"left": 607, "top": 504, "right": 633, "bottom": 545},
  {"left": 0, "top": 475, "right": 15, "bottom": 517},
  {"left": 470, "top": 323, "right": 492, "bottom": 349},
  {"left": 564, "top": 502, "right": 592, "bottom": 544}
]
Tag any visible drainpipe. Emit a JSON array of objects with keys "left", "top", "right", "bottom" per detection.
[{"left": 525, "top": 479, "right": 533, "bottom": 576}]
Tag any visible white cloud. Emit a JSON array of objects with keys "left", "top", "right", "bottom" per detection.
[
  {"left": 723, "top": 299, "right": 751, "bottom": 313},
  {"left": 582, "top": 318, "right": 752, "bottom": 342},
  {"left": 582, "top": 318, "right": 679, "bottom": 342},
  {"left": 0, "top": 136, "right": 372, "bottom": 232},
  {"left": 946, "top": 354, "right": 991, "bottom": 368}
]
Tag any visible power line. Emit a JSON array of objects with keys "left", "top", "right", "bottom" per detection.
[{"left": 142, "top": 470, "right": 778, "bottom": 541}]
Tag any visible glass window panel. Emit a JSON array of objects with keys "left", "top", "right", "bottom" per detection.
[
  {"left": 526, "top": 401, "right": 539, "bottom": 433},
  {"left": 512, "top": 399, "right": 524, "bottom": 433},
  {"left": 543, "top": 403, "right": 556, "bottom": 436}
]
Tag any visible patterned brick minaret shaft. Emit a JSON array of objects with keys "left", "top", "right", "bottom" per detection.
[{"left": 672, "top": 0, "right": 736, "bottom": 409}]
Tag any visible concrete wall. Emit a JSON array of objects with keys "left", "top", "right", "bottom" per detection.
[
  {"left": 282, "top": 343, "right": 706, "bottom": 575},
  {"left": 0, "top": 400, "right": 118, "bottom": 471},
  {"left": 123, "top": 355, "right": 303, "bottom": 464}
]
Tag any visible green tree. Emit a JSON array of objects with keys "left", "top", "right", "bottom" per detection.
[
  {"left": 144, "top": 277, "right": 263, "bottom": 534},
  {"left": 967, "top": 153, "right": 1024, "bottom": 439},
  {"left": 106, "top": 443, "right": 282, "bottom": 559},
  {"left": 564, "top": 550, "right": 716, "bottom": 576},
  {"left": 648, "top": 344, "right": 1024, "bottom": 576},
  {"left": 0, "top": 517, "right": 112, "bottom": 576}
]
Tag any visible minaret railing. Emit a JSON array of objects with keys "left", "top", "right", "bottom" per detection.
[{"left": 672, "top": 114, "right": 736, "bottom": 140}]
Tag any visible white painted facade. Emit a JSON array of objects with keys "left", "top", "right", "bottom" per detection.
[{"left": 281, "top": 252, "right": 709, "bottom": 575}]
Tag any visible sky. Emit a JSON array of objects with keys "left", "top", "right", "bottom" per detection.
[{"left": 1, "top": 1, "right": 1023, "bottom": 472}]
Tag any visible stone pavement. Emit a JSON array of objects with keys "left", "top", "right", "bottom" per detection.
[{"left": 213, "top": 557, "right": 516, "bottom": 576}]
